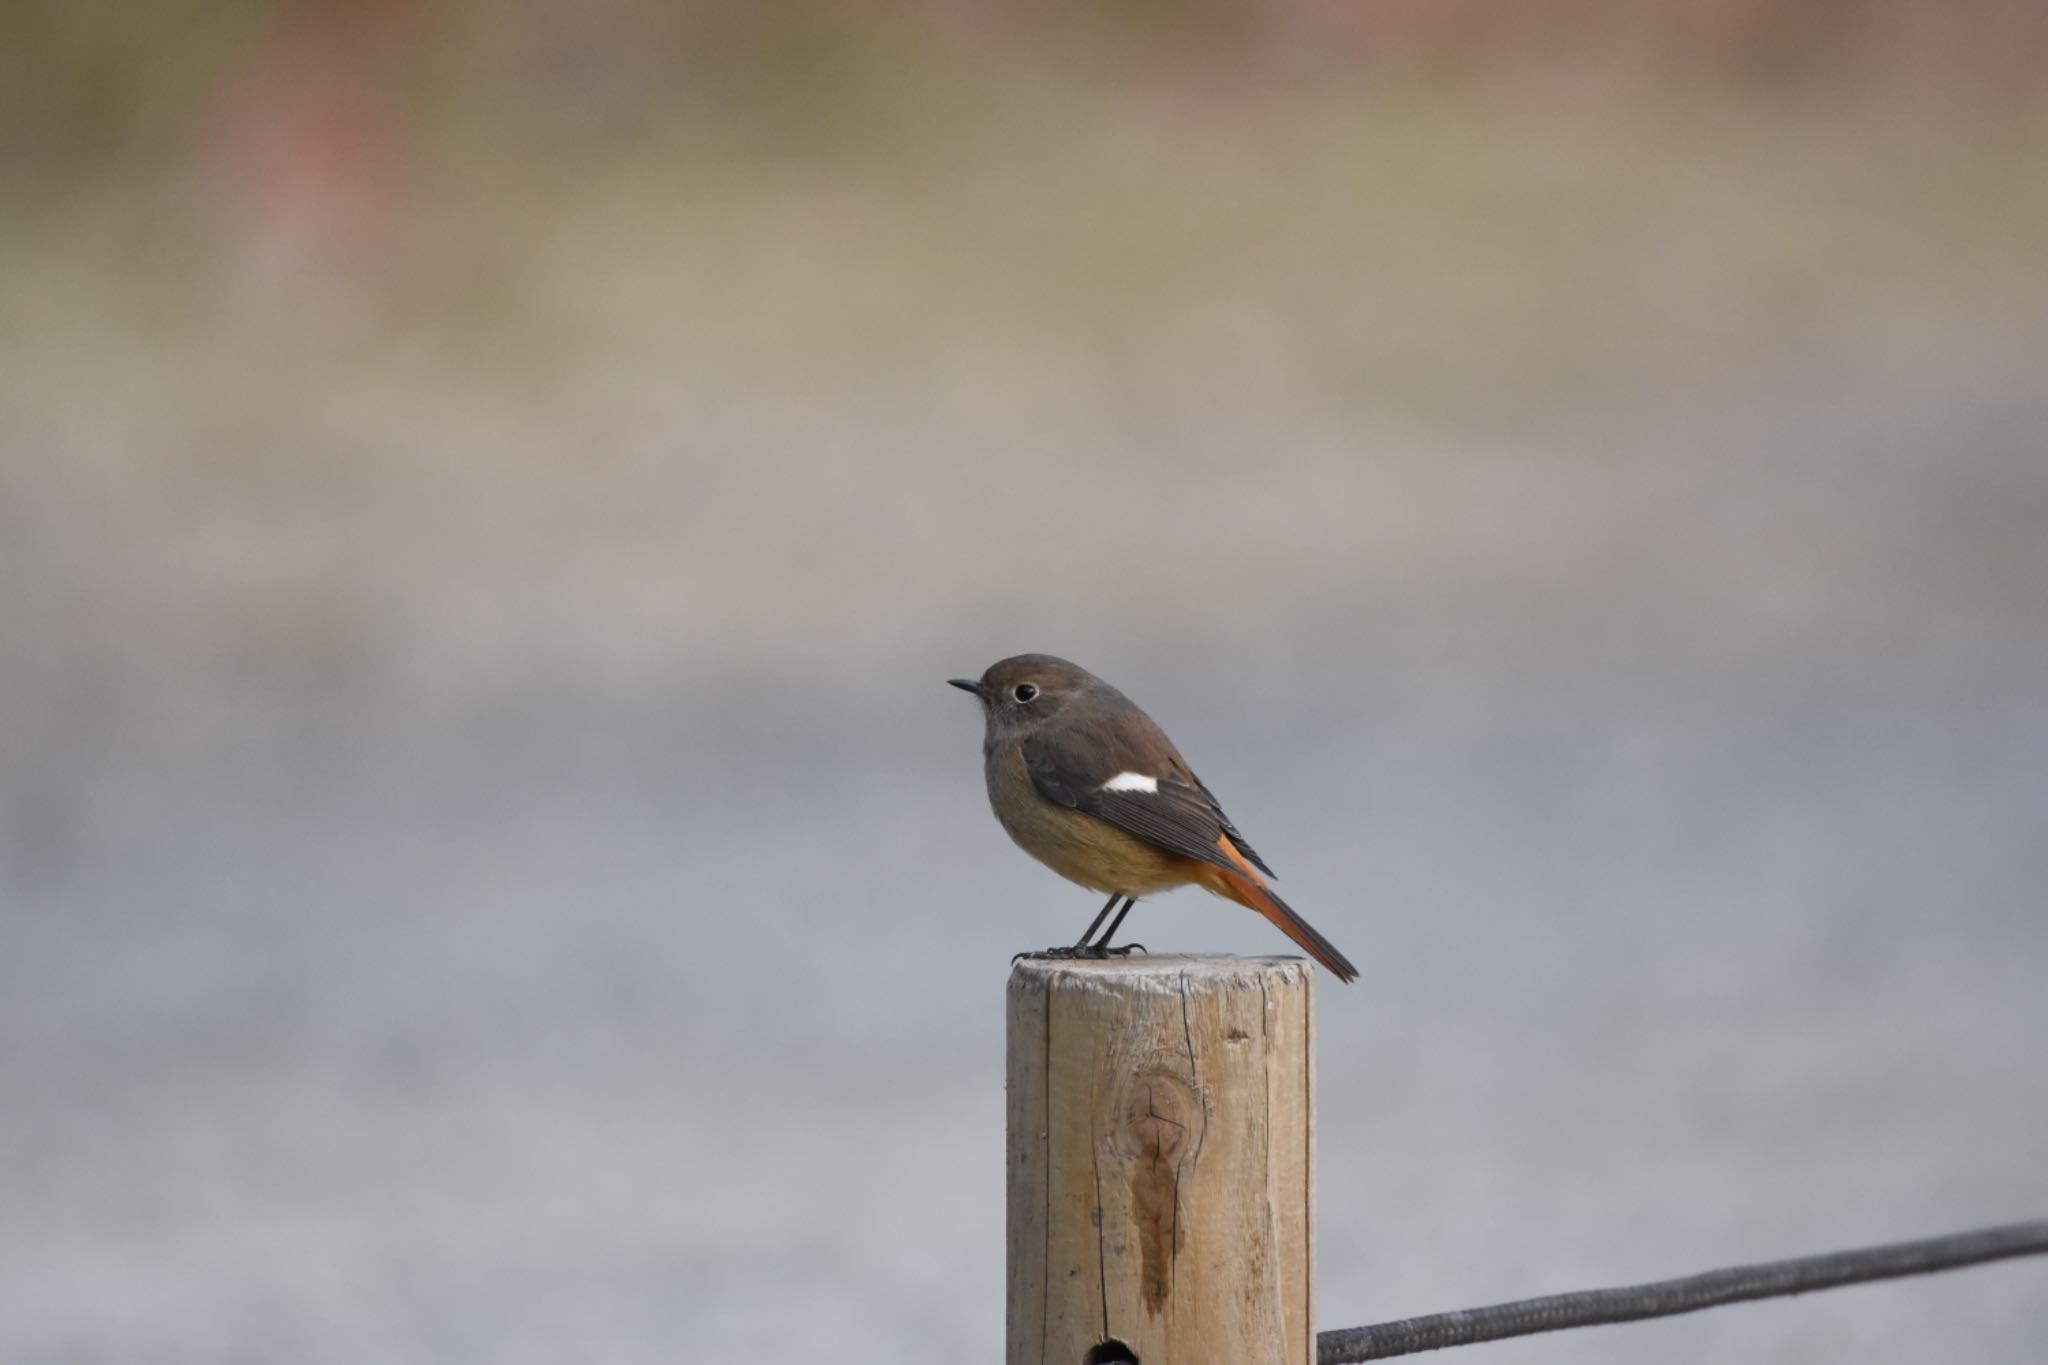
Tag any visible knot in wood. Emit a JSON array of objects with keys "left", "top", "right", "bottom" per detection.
[{"left": 1121, "top": 1074, "right": 1195, "bottom": 1164}]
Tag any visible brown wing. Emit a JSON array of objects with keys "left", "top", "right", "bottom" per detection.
[{"left": 1021, "top": 721, "right": 1276, "bottom": 878}]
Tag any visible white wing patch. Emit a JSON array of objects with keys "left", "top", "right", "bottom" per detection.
[{"left": 1102, "top": 771, "right": 1160, "bottom": 794}]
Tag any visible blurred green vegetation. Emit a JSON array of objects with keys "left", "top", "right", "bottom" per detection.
[
  {"left": 5, "top": 0, "right": 2046, "bottom": 181},
  {"left": 2, "top": 0, "right": 2042, "bottom": 467}
]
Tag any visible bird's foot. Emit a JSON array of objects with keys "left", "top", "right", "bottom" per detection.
[
  {"left": 1013, "top": 945, "right": 1081, "bottom": 964},
  {"left": 1011, "top": 942, "right": 1148, "bottom": 964}
]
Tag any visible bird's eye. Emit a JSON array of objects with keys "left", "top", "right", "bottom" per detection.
[{"left": 1012, "top": 683, "right": 1039, "bottom": 703}]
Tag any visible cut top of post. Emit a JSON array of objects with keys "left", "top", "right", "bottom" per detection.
[{"left": 1007, "top": 952, "right": 1311, "bottom": 989}]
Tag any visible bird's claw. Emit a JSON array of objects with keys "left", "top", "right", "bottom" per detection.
[
  {"left": 1013, "top": 945, "right": 1082, "bottom": 964},
  {"left": 1012, "top": 942, "right": 1148, "bottom": 964}
]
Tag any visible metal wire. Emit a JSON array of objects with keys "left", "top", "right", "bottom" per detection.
[{"left": 1317, "top": 1219, "right": 2048, "bottom": 1363}]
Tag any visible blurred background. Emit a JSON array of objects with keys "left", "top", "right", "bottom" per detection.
[{"left": 3, "top": 3, "right": 2046, "bottom": 1361}]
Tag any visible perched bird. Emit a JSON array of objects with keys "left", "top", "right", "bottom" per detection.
[{"left": 950, "top": 654, "right": 1358, "bottom": 981}]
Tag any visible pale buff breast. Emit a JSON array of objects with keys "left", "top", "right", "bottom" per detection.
[{"left": 983, "top": 744, "right": 1191, "bottom": 895}]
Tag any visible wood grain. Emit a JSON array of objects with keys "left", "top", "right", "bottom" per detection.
[{"left": 1007, "top": 956, "right": 1313, "bottom": 1365}]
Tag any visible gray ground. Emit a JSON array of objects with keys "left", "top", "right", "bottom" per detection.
[{"left": 4, "top": 321, "right": 2045, "bottom": 1363}]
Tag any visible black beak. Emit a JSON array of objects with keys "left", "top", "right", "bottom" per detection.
[{"left": 948, "top": 678, "right": 985, "bottom": 697}]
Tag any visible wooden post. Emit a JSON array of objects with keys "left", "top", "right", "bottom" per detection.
[{"left": 1007, "top": 955, "right": 1314, "bottom": 1365}]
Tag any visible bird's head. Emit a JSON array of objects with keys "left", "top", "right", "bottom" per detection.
[{"left": 949, "top": 654, "right": 1099, "bottom": 746}]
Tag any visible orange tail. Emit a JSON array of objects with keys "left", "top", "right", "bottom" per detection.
[{"left": 1202, "top": 839, "right": 1359, "bottom": 983}]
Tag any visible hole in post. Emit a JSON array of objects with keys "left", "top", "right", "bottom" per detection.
[{"left": 1084, "top": 1340, "right": 1138, "bottom": 1364}]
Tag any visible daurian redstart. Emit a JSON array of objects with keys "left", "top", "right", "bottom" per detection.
[{"left": 950, "top": 654, "right": 1358, "bottom": 982}]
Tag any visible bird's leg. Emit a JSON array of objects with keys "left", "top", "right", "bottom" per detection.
[
  {"left": 1072, "top": 893, "right": 1124, "bottom": 953},
  {"left": 1087, "top": 897, "right": 1144, "bottom": 956},
  {"left": 1011, "top": 893, "right": 1129, "bottom": 964}
]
